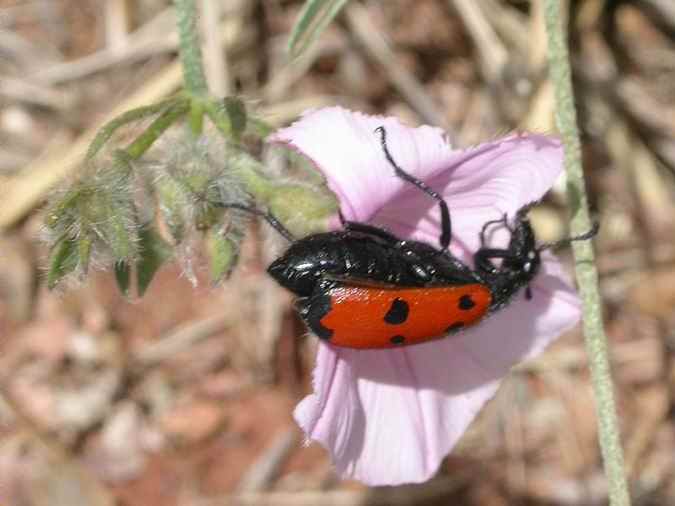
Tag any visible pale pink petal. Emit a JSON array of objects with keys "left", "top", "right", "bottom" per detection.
[
  {"left": 277, "top": 107, "right": 583, "bottom": 486},
  {"left": 270, "top": 107, "right": 457, "bottom": 222},
  {"left": 295, "top": 258, "right": 580, "bottom": 485},
  {"left": 374, "top": 133, "right": 564, "bottom": 256},
  {"left": 271, "top": 107, "right": 562, "bottom": 255}
]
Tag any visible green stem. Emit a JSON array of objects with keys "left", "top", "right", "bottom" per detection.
[
  {"left": 189, "top": 99, "right": 205, "bottom": 135},
  {"left": 543, "top": 2, "right": 631, "bottom": 505},
  {"left": 204, "top": 97, "right": 248, "bottom": 141},
  {"left": 174, "top": 0, "right": 209, "bottom": 97}
]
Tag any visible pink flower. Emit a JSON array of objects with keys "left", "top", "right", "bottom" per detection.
[{"left": 270, "top": 107, "right": 581, "bottom": 486}]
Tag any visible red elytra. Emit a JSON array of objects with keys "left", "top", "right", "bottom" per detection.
[{"left": 317, "top": 283, "right": 492, "bottom": 349}]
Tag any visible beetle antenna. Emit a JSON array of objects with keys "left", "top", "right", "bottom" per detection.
[
  {"left": 537, "top": 222, "right": 599, "bottom": 252},
  {"left": 217, "top": 202, "right": 296, "bottom": 242},
  {"left": 374, "top": 126, "right": 452, "bottom": 251}
]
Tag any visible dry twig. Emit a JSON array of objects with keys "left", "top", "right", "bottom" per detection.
[
  {"left": 447, "top": 0, "right": 508, "bottom": 83},
  {"left": 344, "top": 3, "right": 447, "bottom": 128},
  {"left": 133, "top": 314, "right": 232, "bottom": 368},
  {"left": 236, "top": 429, "right": 299, "bottom": 493}
]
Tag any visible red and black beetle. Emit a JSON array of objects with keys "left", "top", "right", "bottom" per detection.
[{"left": 245, "top": 127, "right": 597, "bottom": 349}]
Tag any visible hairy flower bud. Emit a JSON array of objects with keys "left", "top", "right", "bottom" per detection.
[
  {"left": 206, "top": 225, "right": 241, "bottom": 283},
  {"left": 44, "top": 154, "right": 140, "bottom": 288},
  {"left": 266, "top": 183, "right": 337, "bottom": 236}
]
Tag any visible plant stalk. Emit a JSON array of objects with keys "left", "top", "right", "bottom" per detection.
[
  {"left": 543, "top": 1, "right": 631, "bottom": 505},
  {"left": 174, "top": 0, "right": 209, "bottom": 97}
]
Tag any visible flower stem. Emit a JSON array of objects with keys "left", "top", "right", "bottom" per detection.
[
  {"left": 174, "top": 0, "right": 209, "bottom": 96},
  {"left": 543, "top": 2, "right": 631, "bottom": 505}
]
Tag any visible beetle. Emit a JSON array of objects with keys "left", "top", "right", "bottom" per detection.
[{"left": 244, "top": 127, "right": 597, "bottom": 349}]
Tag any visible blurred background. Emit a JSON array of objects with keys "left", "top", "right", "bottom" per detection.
[{"left": 1, "top": 0, "right": 675, "bottom": 504}]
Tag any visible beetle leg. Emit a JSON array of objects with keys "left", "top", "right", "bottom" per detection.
[
  {"left": 537, "top": 221, "right": 600, "bottom": 252},
  {"left": 474, "top": 247, "right": 514, "bottom": 274},
  {"left": 217, "top": 203, "right": 296, "bottom": 242},
  {"left": 479, "top": 213, "right": 510, "bottom": 247},
  {"left": 375, "top": 126, "right": 452, "bottom": 252}
]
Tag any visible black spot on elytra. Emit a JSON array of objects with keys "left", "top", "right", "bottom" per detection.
[
  {"left": 445, "top": 322, "right": 465, "bottom": 333},
  {"left": 303, "top": 293, "right": 334, "bottom": 340},
  {"left": 458, "top": 294, "right": 475, "bottom": 310},
  {"left": 384, "top": 298, "right": 409, "bottom": 325},
  {"left": 390, "top": 335, "right": 406, "bottom": 345}
]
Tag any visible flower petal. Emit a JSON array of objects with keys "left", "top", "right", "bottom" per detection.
[
  {"left": 374, "top": 133, "right": 564, "bottom": 257},
  {"left": 269, "top": 107, "right": 454, "bottom": 222},
  {"left": 272, "top": 107, "right": 563, "bottom": 257},
  {"left": 294, "top": 257, "right": 581, "bottom": 485},
  {"left": 277, "top": 107, "right": 582, "bottom": 486}
]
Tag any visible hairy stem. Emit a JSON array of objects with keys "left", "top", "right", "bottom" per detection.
[
  {"left": 174, "top": 0, "right": 209, "bottom": 97},
  {"left": 543, "top": 1, "right": 631, "bottom": 505}
]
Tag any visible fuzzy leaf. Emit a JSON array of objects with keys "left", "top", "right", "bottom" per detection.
[
  {"left": 87, "top": 96, "right": 188, "bottom": 160},
  {"left": 45, "top": 188, "right": 83, "bottom": 231},
  {"left": 156, "top": 176, "right": 187, "bottom": 242},
  {"left": 245, "top": 116, "right": 273, "bottom": 137},
  {"left": 224, "top": 97, "right": 247, "bottom": 139},
  {"left": 136, "top": 227, "right": 172, "bottom": 296},
  {"left": 267, "top": 183, "right": 337, "bottom": 235},
  {"left": 204, "top": 97, "right": 246, "bottom": 141},
  {"left": 194, "top": 203, "right": 221, "bottom": 231},
  {"left": 114, "top": 261, "right": 131, "bottom": 296},
  {"left": 288, "top": 0, "right": 349, "bottom": 59},
  {"left": 124, "top": 99, "right": 191, "bottom": 160},
  {"left": 78, "top": 156, "right": 139, "bottom": 261},
  {"left": 207, "top": 228, "right": 240, "bottom": 283},
  {"left": 47, "top": 237, "right": 79, "bottom": 289},
  {"left": 100, "top": 201, "right": 138, "bottom": 260},
  {"left": 77, "top": 235, "right": 93, "bottom": 274}
]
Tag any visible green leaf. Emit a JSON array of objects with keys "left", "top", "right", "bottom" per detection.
[
  {"left": 87, "top": 96, "right": 188, "bottom": 160},
  {"left": 156, "top": 176, "right": 188, "bottom": 243},
  {"left": 84, "top": 160, "right": 139, "bottom": 262},
  {"left": 124, "top": 99, "right": 191, "bottom": 160},
  {"left": 224, "top": 97, "right": 247, "bottom": 139},
  {"left": 194, "top": 203, "right": 221, "bottom": 231},
  {"left": 47, "top": 237, "right": 79, "bottom": 289},
  {"left": 228, "top": 153, "right": 274, "bottom": 201},
  {"left": 288, "top": 0, "right": 349, "bottom": 59},
  {"left": 245, "top": 116, "right": 273, "bottom": 137},
  {"left": 45, "top": 188, "right": 83, "bottom": 230},
  {"left": 204, "top": 97, "right": 246, "bottom": 141},
  {"left": 207, "top": 228, "right": 240, "bottom": 283},
  {"left": 77, "top": 235, "right": 93, "bottom": 274},
  {"left": 267, "top": 183, "right": 337, "bottom": 235},
  {"left": 114, "top": 261, "right": 131, "bottom": 296},
  {"left": 136, "top": 227, "right": 172, "bottom": 296},
  {"left": 98, "top": 200, "right": 138, "bottom": 260},
  {"left": 286, "top": 147, "right": 327, "bottom": 185}
]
